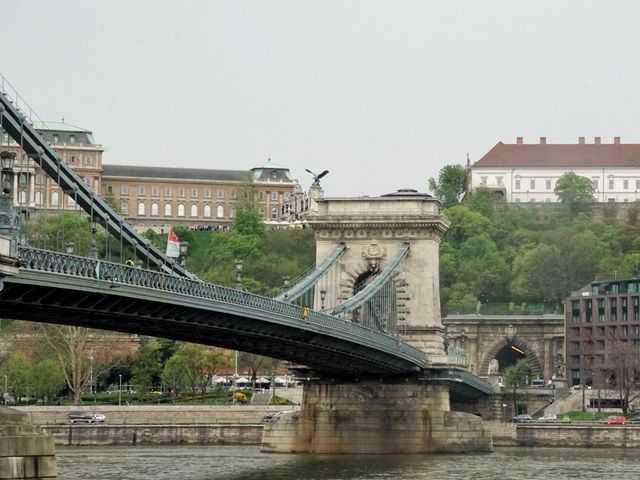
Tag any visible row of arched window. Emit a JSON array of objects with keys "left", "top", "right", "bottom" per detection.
[{"left": 121, "top": 202, "right": 229, "bottom": 218}]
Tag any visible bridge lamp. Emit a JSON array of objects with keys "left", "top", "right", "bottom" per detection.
[
  {"left": 235, "top": 259, "right": 243, "bottom": 290},
  {"left": 0, "top": 151, "right": 15, "bottom": 196},
  {"left": 179, "top": 241, "right": 188, "bottom": 266},
  {"left": 65, "top": 242, "right": 75, "bottom": 255},
  {"left": 320, "top": 289, "right": 327, "bottom": 310}
]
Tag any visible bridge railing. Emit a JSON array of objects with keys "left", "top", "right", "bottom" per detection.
[{"left": 16, "top": 246, "right": 428, "bottom": 368}]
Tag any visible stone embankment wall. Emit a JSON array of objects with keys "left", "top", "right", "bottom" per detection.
[{"left": 487, "top": 421, "right": 640, "bottom": 448}]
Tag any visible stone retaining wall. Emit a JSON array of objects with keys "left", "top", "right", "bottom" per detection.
[{"left": 43, "top": 424, "right": 263, "bottom": 446}]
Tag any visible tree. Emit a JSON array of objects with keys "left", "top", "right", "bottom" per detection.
[
  {"left": 606, "top": 340, "right": 640, "bottom": 416},
  {"left": 503, "top": 359, "right": 531, "bottom": 416},
  {"left": 131, "top": 338, "right": 164, "bottom": 398},
  {"left": 554, "top": 171, "right": 595, "bottom": 216},
  {"left": 38, "top": 325, "right": 92, "bottom": 404},
  {"left": 31, "top": 359, "right": 66, "bottom": 404},
  {"left": 428, "top": 164, "right": 467, "bottom": 206},
  {"left": 233, "top": 208, "right": 266, "bottom": 236},
  {"left": 0, "top": 352, "right": 32, "bottom": 403}
]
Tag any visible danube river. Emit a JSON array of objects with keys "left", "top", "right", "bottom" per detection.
[{"left": 57, "top": 445, "right": 640, "bottom": 480}]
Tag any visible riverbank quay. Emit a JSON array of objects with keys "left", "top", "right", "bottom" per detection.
[
  {"left": 488, "top": 421, "right": 640, "bottom": 448},
  {"left": 13, "top": 404, "right": 296, "bottom": 426}
]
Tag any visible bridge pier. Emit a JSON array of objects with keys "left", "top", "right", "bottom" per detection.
[
  {"left": 261, "top": 378, "right": 492, "bottom": 454},
  {"left": 0, "top": 407, "right": 57, "bottom": 479}
]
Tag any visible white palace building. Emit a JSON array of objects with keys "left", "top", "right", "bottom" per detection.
[{"left": 470, "top": 137, "right": 640, "bottom": 203}]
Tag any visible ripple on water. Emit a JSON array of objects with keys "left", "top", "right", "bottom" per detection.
[{"left": 56, "top": 445, "right": 640, "bottom": 480}]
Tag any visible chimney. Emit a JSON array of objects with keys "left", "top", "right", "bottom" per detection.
[
  {"left": 540, "top": 137, "right": 546, "bottom": 145},
  {"left": 516, "top": 137, "right": 523, "bottom": 145},
  {"left": 614, "top": 136, "right": 621, "bottom": 145},
  {"left": 578, "top": 137, "right": 585, "bottom": 145},
  {"left": 595, "top": 137, "right": 601, "bottom": 145}
]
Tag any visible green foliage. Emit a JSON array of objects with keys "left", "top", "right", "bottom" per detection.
[
  {"left": 31, "top": 359, "right": 65, "bottom": 403},
  {"left": 1, "top": 352, "right": 32, "bottom": 400},
  {"left": 503, "top": 359, "right": 532, "bottom": 415},
  {"left": 554, "top": 171, "right": 596, "bottom": 217},
  {"left": 233, "top": 208, "right": 267, "bottom": 236},
  {"left": 131, "top": 338, "right": 164, "bottom": 397},
  {"left": 428, "top": 164, "right": 467, "bottom": 206}
]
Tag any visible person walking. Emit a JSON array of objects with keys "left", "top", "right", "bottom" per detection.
[{"left": 302, "top": 305, "right": 310, "bottom": 323}]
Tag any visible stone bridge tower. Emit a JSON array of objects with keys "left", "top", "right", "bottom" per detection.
[{"left": 306, "top": 189, "right": 450, "bottom": 363}]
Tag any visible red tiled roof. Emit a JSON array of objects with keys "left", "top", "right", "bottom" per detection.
[{"left": 474, "top": 141, "right": 640, "bottom": 168}]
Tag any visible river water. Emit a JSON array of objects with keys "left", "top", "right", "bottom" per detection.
[{"left": 56, "top": 445, "right": 640, "bottom": 480}]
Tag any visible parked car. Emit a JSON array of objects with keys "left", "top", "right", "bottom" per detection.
[
  {"left": 537, "top": 413, "right": 558, "bottom": 422},
  {"left": 512, "top": 414, "right": 533, "bottom": 423},
  {"left": 67, "top": 411, "right": 106, "bottom": 424},
  {"left": 628, "top": 415, "right": 640, "bottom": 424},
  {"left": 600, "top": 415, "right": 628, "bottom": 425},
  {"left": 91, "top": 413, "right": 106, "bottom": 423}
]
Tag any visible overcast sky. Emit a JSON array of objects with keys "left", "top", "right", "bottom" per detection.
[{"left": 3, "top": 1, "right": 640, "bottom": 197}]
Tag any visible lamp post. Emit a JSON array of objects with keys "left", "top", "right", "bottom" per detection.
[
  {"left": 179, "top": 241, "right": 189, "bottom": 266},
  {"left": 282, "top": 275, "right": 290, "bottom": 299},
  {"left": 0, "top": 151, "right": 19, "bottom": 257},
  {"left": 3, "top": 374, "right": 7, "bottom": 400},
  {"left": 320, "top": 289, "right": 327, "bottom": 310},
  {"left": 65, "top": 242, "right": 75, "bottom": 255},
  {"left": 88, "top": 220, "right": 98, "bottom": 259},
  {"left": 235, "top": 259, "right": 243, "bottom": 290},
  {"left": 118, "top": 374, "right": 122, "bottom": 407}
]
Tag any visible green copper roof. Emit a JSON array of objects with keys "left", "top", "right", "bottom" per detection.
[{"left": 32, "top": 120, "right": 92, "bottom": 133}]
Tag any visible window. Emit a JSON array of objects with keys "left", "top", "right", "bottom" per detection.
[
  {"left": 35, "top": 191, "right": 43, "bottom": 205},
  {"left": 51, "top": 191, "right": 59, "bottom": 206},
  {"left": 138, "top": 202, "right": 145, "bottom": 216},
  {"left": 204, "top": 205, "right": 211, "bottom": 217},
  {"left": 545, "top": 179, "right": 551, "bottom": 190},
  {"left": 164, "top": 204, "right": 172, "bottom": 216},
  {"left": 284, "top": 192, "right": 290, "bottom": 201},
  {"left": 271, "top": 206, "right": 278, "bottom": 219},
  {"left": 271, "top": 191, "right": 278, "bottom": 201},
  {"left": 68, "top": 155, "right": 76, "bottom": 165},
  {"left": 18, "top": 191, "right": 27, "bottom": 204},
  {"left": 217, "top": 190, "right": 224, "bottom": 199},
  {"left": 230, "top": 207, "right": 236, "bottom": 218},
  {"left": 496, "top": 176, "right": 503, "bottom": 186},
  {"left": 480, "top": 176, "right": 487, "bottom": 185},
  {"left": 107, "top": 185, "right": 113, "bottom": 195},
  {"left": 121, "top": 202, "right": 128, "bottom": 214},
  {"left": 530, "top": 179, "right": 535, "bottom": 189},
  {"left": 121, "top": 185, "right": 129, "bottom": 195},
  {"left": 636, "top": 179, "right": 640, "bottom": 190},
  {"left": 138, "top": 186, "right": 145, "bottom": 196},
  {"left": 151, "top": 203, "right": 159, "bottom": 216},
  {"left": 69, "top": 135, "right": 76, "bottom": 144},
  {"left": 191, "top": 188, "right": 198, "bottom": 198},
  {"left": 190, "top": 204, "right": 198, "bottom": 217},
  {"left": 84, "top": 176, "right": 92, "bottom": 187},
  {"left": 259, "top": 191, "right": 265, "bottom": 201},
  {"left": 216, "top": 205, "right": 224, "bottom": 218},
  {"left": 165, "top": 187, "right": 172, "bottom": 197},
  {"left": 624, "top": 179, "right": 629, "bottom": 190},
  {"left": 515, "top": 179, "right": 521, "bottom": 190},
  {"left": 230, "top": 190, "right": 237, "bottom": 199},
  {"left": 35, "top": 174, "right": 43, "bottom": 185},
  {"left": 151, "top": 187, "right": 159, "bottom": 197},
  {"left": 259, "top": 207, "right": 265, "bottom": 218},
  {"left": 592, "top": 178, "right": 598, "bottom": 189},
  {"left": 609, "top": 178, "right": 614, "bottom": 189},
  {"left": 18, "top": 173, "right": 28, "bottom": 185},
  {"left": 84, "top": 156, "right": 93, "bottom": 166},
  {"left": 52, "top": 134, "right": 59, "bottom": 144},
  {"left": 204, "top": 189, "right": 211, "bottom": 199},
  {"left": 177, "top": 204, "right": 185, "bottom": 217},
  {"left": 178, "top": 188, "right": 185, "bottom": 198}
]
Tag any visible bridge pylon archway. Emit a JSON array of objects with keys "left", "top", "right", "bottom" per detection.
[{"left": 306, "top": 188, "right": 450, "bottom": 363}]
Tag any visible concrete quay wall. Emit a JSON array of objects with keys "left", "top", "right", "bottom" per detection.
[
  {"left": 487, "top": 421, "right": 640, "bottom": 448},
  {"left": 43, "top": 424, "right": 262, "bottom": 446},
  {"left": 14, "top": 405, "right": 294, "bottom": 426}
]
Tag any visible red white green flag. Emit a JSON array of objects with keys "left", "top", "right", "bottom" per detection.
[{"left": 166, "top": 228, "right": 180, "bottom": 258}]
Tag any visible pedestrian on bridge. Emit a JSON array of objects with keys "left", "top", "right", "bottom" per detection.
[{"left": 302, "top": 305, "right": 310, "bottom": 323}]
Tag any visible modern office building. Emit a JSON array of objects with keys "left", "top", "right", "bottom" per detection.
[
  {"left": 471, "top": 137, "right": 640, "bottom": 203},
  {"left": 565, "top": 277, "right": 640, "bottom": 386}
]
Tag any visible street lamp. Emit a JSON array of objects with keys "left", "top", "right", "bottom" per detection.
[
  {"left": 65, "top": 241, "right": 75, "bottom": 255},
  {"left": 235, "top": 259, "right": 243, "bottom": 290},
  {"left": 3, "top": 374, "right": 7, "bottom": 400},
  {"left": 320, "top": 289, "right": 327, "bottom": 310},
  {"left": 88, "top": 220, "right": 98, "bottom": 259},
  {"left": 179, "top": 241, "right": 189, "bottom": 266},
  {"left": 118, "top": 374, "right": 122, "bottom": 406},
  {"left": 282, "top": 275, "right": 290, "bottom": 299},
  {"left": 0, "top": 151, "right": 15, "bottom": 196}
]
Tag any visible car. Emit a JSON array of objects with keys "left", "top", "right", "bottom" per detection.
[
  {"left": 512, "top": 414, "right": 533, "bottom": 423},
  {"left": 67, "top": 411, "right": 95, "bottom": 423},
  {"left": 600, "top": 415, "right": 628, "bottom": 425},
  {"left": 91, "top": 413, "right": 106, "bottom": 423},
  {"left": 537, "top": 413, "right": 558, "bottom": 422}
]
